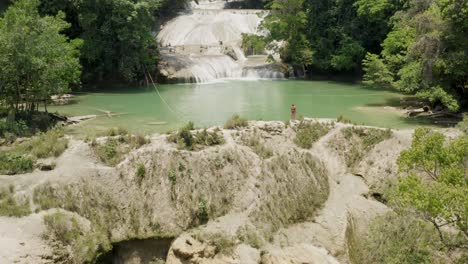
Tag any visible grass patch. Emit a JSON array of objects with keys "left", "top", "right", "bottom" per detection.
[
  {"left": 224, "top": 114, "right": 248, "bottom": 129},
  {"left": 43, "top": 212, "right": 82, "bottom": 244},
  {"left": 239, "top": 130, "right": 273, "bottom": 159},
  {"left": 18, "top": 128, "right": 68, "bottom": 158},
  {"left": 93, "top": 134, "right": 149, "bottom": 166},
  {"left": 0, "top": 185, "right": 31, "bottom": 217},
  {"left": 0, "top": 152, "right": 34, "bottom": 175},
  {"left": 135, "top": 163, "right": 146, "bottom": 183},
  {"left": 337, "top": 114, "right": 352, "bottom": 124},
  {"left": 167, "top": 122, "right": 224, "bottom": 150},
  {"left": 237, "top": 225, "right": 263, "bottom": 249},
  {"left": 339, "top": 127, "right": 392, "bottom": 167},
  {"left": 294, "top": 121, "right": 330, "bottom": 149}
]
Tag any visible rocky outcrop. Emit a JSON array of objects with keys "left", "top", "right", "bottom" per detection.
[{"left": 0, "top": 120, "right": 421, "bottom": 264}]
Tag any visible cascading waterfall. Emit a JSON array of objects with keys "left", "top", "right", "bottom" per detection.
[{"left": 156, "top": 0, "right": 285, "bottom": 83}]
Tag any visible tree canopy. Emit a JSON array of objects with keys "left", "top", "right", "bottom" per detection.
[{"left": 0, "top": 0, "right": 82, "bottom": 112}]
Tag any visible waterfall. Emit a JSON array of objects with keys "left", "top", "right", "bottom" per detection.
[{"left": 157, "top": 0, "right": 284, "bottom": 83}]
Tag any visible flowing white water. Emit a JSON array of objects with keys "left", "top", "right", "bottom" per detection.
[{"left": 157, "top": 0, "right": 284, "bottom": 83}]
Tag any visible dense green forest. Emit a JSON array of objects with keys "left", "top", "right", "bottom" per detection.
[{"left": 0, "top": 0, "right": 466, "bottom": 120}]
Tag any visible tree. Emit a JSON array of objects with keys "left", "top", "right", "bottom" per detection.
[
  {"left": 78, "top": 0, "right": 160, "bottom": 83},
  {"left": 362, "top": 53, "right": 393, "bottom": 88},
  {"left": 262, "top": 0, "right": 313, "bottom": 71},
  {"left": 362, "top": 0, "right": 468, "bottom": 111},
  {"left": 0, "top": 0, "right": 82, "bottom": 113},
  {"left": 389, "top": 128, "right": 468, "bottom": 248}
]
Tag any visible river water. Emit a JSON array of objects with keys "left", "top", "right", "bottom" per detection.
[{"left": 48, "top": 80, "right": 423, "bottom": 136}]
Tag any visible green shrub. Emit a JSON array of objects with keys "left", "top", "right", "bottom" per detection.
[
  {"left": 168, "top": 122, "right": 224, "bottom": 150},
  {"left": 457, "top": 113, "right": 468, "bottom": 135},
  {"left": 93, "top": 134, "right": 149, "bottom": 166},
  {"left": 43, "top": 212, "right": 81, "bottom": 244},
  {"left": 103, "top": 127, "right": 129, "bottom": 137},
  {"left": 337, "top": 114, "right": 352, "bottom": 123},
  {"left": 0, "top": 186, "right": 31, "bottom": 217},
  {"left": 224, "top": 114, "right": 248, "bottom": 129},
  {"left": 136, "top": 163, "right": 146, "bottom": 182},
  {"left": 197, "top": 199, "right": 209, "bottom": 224},
  {"left": 18, "top": 128, "right": 68, "bottom": 158},
  {"left": 0, "top": 152, "right": 34, "bottom": 175},
  {"left": 194, "top": 129, "right": 225, "bottom": 146},
  {"left": 33, "top": 185, "right": 61, "bottom": 210},
  {"left": 294, "top": 122, "right": 329, "bottom": 149},
  {"left": 351, "top": 213, "right": 443, "bottom": 264}
]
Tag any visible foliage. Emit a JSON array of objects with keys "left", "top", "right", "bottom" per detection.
[
  {"left": 197, "top": 199, "right": 209, "bottom": 224},
  {"left": 362, "top": 0, "right": 468, "bottom": 111},
  {"left": 294, "top": 121, "right": 329, "bottom": 149},
  {"left": 389, "top": 128, "right": 468, "bottom": 247},
  {"left": 136, "top": 163, "right": 146, "bottom": 182},
  {"left": 93, "top": 134, "right": 149, "bottom": 166},
  {"left": 76, "top": 0, "right": 160, "bottom": 82},
  {"left": 0, "top": 152, "right": 34, "bottom": 175},
  {"left": 352, "top": 212, "right": 443, "bottom": 264},
  {"left": 362, "top": 53, "right": 393, "bottom": 88},
  {"left": 0, "top": 0, "right": 82, "bottom": 112},
  {"left": 43, "top": 212, "right": 82, "bottom": 244},
  {"left": 168, "top": 122, "right": 224, "bottom": 150},
  {"left": 336, "top": 114, "right": 352, "bottom": 124},
  {"left": 194, "top": 231, "right": 237, "bottom": 255},
  {"left": 0, "top": 185, "right": 31, "bottom": 217},
  {"left": 241, "top": 33, "right": 267, "bottom": 55},
  {"left": 457, "top": 113, "right": 468, "bottom": 135},
  {"left": 262, "top": 0, "right": 313, "bottom": 68},
  {"left": 224, "top": 114, "right": 248, "bottom": 129},
  {"left": 240, "top": 130, "right": 273, "bottom": 159}
]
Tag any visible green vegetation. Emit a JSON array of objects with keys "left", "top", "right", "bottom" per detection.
[
  {"left": 18, "top": 128, "right": 68, "bottom": 158},
  {"left": 362, "top": 0, "right": 467, "bottom": 111},
  {"left": 241, "top": 33, "right": 267, "bottom": 55},
  {"left": 457, "top": 113, "right": 468, "bottom": 135},
  {"left": 262, "top": 0, "right": 312, "bottom": 71},
  {"left": 337, "top": 114, "right": 352, "bottom": 124},
  {"left": 224, "top": 114, "right": 248, "bottom": 129},
  {"left": 338, "top": 127, "right": 392, "bottom": 167},
  {"left": 236, "top": 225, "right": 263, "bottom": 249},
  {"left": 168, "top": 122, "right": 224, "bottom": 150},
  {"left": 294, "top": 121, "right": 330, "bottom": 149},
  {"left": 136, "top": 163, "right": 146, "bottom": 182},
  {"left": 43, "top": 212, "right": 82, "bottom": 244},
  {"left": 197, "top": 199, "right": 209, "bottom": 225},
  {"left": 351, "top": 128, "right": 467, "bottom": 262},
  {"left": 351, "top": 213, "right": 444, "bottom": 264},
  {"left": 0, "top": 0, "right": 81, "bottom": 113},
  {"left": 0, "top": 185, "right": 31, "bottom": 217},
  {"left": 0, "top": 153, "right": 34, "bottom": 175},
  {"left": 34, "top": 182, "right": 117, "bottom": 263},
  {"left": 239, "top": 130, "right": 273, "bottom": 159},
  {"left": 389, "top": 128, "right": 467, "bottom": 247},
  {"left": 93, "top": 133, "right": 149, "bottom": 166}
]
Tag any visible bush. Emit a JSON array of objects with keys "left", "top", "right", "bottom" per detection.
[
  {"left": 0, "top": 152, "right": 34, "bottom": 175},
  {"left": 43, "top": 212, "right": 81, "bottom": 244},
  {"left": 294, "top": 122, "right": 329, "bottom": 149},
  {"left": 457, "top": 113, "right": 468, "bottom": 135},
  {"left": 136, "top": 163, "right": 146, "bottom": 182},
  {"left": 0, "top": 186, "right": 31, "bottom": 217},
  {"left": 194, "top": 129, "right": 225, "bottom": 146},
  {"left": 18, "top": 128, "right": 68, "bottom": 158},
  {"left": 93, "top": 134, "right": 149, "bottom": 166},
  {"left": 168, "top": 122, "right": 224, "bottom": 150},
  {"left": 337, "top": 114, "right": 352, "bottom": 124},
  {"left": 224, "top": 114, "right": 248, "bottom": 129},
  {"left": 103, "top": 127, "right": 129, "bottom": 137},
  {"left": 351, "top": 213, "right": 442, "bottom": 264},
  {"left": 197, "top": 199, "right": 209, "bottom": 224}
]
